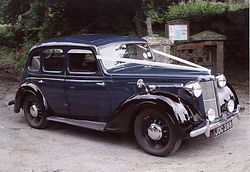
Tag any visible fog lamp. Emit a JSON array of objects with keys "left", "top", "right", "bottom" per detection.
[
  {"left": 207, "top": 108, "right": 216, "bottom": 122},
  {"left": 227, "top": 99, "right": 235, "bottom": 113}
]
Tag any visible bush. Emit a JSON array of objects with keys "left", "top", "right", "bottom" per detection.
[
  {"left": 146, "top": 1, "right": 249, "bottom": 23},
  {"left": 0, "top": 41, "right": 35, "bottom": 75},
  {"left": 15, "top": 41, "right": 36, "bottom": 72},
  {"left": 0, "top": 46, "right": 16, "bottom": 75},
  {"left": 166, "top": 2, "right": 225, "bottom": 20}
]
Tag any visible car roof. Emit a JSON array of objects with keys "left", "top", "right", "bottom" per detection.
[{"left": 32, "top": 34, "right": 147, "bottom": 50}]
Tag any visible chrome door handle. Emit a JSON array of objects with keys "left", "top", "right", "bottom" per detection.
[
  {"left": 96, "top": 82, "right": 105, "bottom": 86},
  {"left": 38, "top": 80, "right": 44, "bottom": 84}
]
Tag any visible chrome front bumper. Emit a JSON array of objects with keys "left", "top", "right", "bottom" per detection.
[{"left": 190, "top": 105, "right": 242, "bottom": 137}]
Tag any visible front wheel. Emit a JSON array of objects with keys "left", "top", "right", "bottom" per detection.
[
  {"left": 23, "top": 95, "right": 48, "bottom": 129},
  {"left": 134, "top": 108, "right": 182, "bottom": 156}
]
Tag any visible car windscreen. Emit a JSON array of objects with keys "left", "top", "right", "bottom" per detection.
[{"left": 99, "top": 43, "right": 154, "bottom": 70}]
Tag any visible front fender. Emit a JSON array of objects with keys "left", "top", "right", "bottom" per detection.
[
  {"left": 217, "top": 83, "right": 239, "bottom": 107},
  {"left": 14, "top": 82, "right": 48, "bottom": 113},
  {"left": 105, "top": 92, "right": 201, "bottom": 133}
]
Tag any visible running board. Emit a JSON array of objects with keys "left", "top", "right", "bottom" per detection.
[{"left": 46, "top": 116, "right": 106, "bottom": 131}]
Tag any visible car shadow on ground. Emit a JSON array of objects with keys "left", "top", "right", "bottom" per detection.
[
  {"left": 29, "top": 118, "right": 233, "bottom": 157},
  {"left": 46, "top": 121, "right": 138, "bottom": 148}
]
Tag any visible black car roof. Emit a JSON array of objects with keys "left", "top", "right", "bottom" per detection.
[{"left": 34, "top": 34, "right": 147, "bottom": 48}]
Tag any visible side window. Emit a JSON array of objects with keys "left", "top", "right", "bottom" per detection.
[
  {"left": 68, "top": 49, "right": 97, "bottom": 73},
  {"left": 43, "top": 49, "right": 63, "bottom": 71},
  {"left": 28, "top": 51, "right": 41, "bottom": 72}
]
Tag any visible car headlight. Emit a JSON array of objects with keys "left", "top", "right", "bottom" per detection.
[
  {"left": 216, "top": 74, "right": 226, "bottom": 88},
  {"left": 184, "top": 81, "right": 202, "bottom": 98}
]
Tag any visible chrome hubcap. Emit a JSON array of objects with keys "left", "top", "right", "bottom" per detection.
[
  {"left": 147, "top": 123, "right": 163, "bottom": 141},
  {"left": 30, "top": 104, "right": 39, "bottom": 118}
]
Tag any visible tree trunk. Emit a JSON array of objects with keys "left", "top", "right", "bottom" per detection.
[{"left": 146, "top": 18, "right": 153, "bottom": 36}]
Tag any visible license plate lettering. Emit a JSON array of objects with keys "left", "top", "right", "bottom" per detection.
[{"left": 214, "top": 120, "right": 233, "bottom": 138}]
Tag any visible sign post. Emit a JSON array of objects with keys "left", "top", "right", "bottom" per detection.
[
  {"left": 165, "top": 19, "right": 190, "bottom": 56},
  {"left": 165, "top": 19, "right": 190, "bottom": 42}
]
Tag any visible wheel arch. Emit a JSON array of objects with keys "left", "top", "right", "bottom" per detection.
[
  {"left": 129, "top": 101, "right": 178, "bottom": 131},
  {"left": 104, "top": 92, "right": 197, "bottom": 133},
  {"left": 14, "top": 82, "right": 48, "bottom": 113},
  {"left": 226, "top": 83, "right": 239, "bottom": 105}
]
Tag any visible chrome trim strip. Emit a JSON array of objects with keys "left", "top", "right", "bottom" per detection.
[
  {"left": 26, "top": 77, "right": 65, "bottom": 81},
  {"left": 96, "top": 82, "right": 105, "bottom": 86},
  {"left": 203, "top": 98, "right": 216, "bottom": 102},
  {"left": 149, "top": 84, "right": 183, "bottom": 88},
  {"left": 214, "top": 81, "right": 222, "bottom": 117},
  {"left": 30, "top": 42, "right": 96, "bottom": 52},
  {"left": 127, "top": 82, "right": 183, "bottom": 89},
  {"left": 67, "top": 70, "right": 97, "bottom": 75},
  {"left": 65, "top": 79, "right": 105, "bottom": 83},
  {"left": 26, "top": 76, "right": 103, "bottom": 81},
  {"left": 148, "top": 83, "right": 183, "bottom": 90}
]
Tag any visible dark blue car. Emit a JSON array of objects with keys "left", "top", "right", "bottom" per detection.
[{"left": 10, "top": 34, "right": 241, "bottom": 156}]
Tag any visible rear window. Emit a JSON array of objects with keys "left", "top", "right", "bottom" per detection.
[
  {"left": 28, "top": 51, "right": 40, "bottom": 72},
  {"left": 43, "top": 49, "right": 63, "bottom": 71}
]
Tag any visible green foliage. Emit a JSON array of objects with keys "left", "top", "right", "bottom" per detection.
[
  {"left": 0, "top": 0, "right": 30, "bottom": 25},
  {"left": 19, "top": 1, "right": 47, "bottom": 42},
  {"left": 0, "top": 41, "right": 35, "bottom": 75},
  {"left": 0, "top": 24, "right": 23, "bottom": 48},
  {"left": 165, "top": 1, "right": 249, "bottom": 21},
  {"left": 146, "top": 9, "right": 164, "bottom": 23},
  {"left": 0, "top": 24, "right": 7, "bottom": 33},
  {"left": 15, "top": 41, "right": 36, "bottom": 72},
  {"left": 142, "top": 0, "right": 179, "bottom": 23},
  {"left": 144, "top": 1, "right": 249, "bottom": 23},
  {"left": 0, "top": 46, "right": 16, "bottom": 72},
  {"left": 0, "top": 0, "right": 140, "bottom": 43}
]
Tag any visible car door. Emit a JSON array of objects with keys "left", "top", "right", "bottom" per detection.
[
  {"left": 65, "top": 48, "right": 110, "bottom": 121},
  {"left": 38, "top": 47, "right": 68, "bottom": 115}
]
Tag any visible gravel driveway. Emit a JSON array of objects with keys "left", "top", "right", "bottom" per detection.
[{"left": 0, "top": 81, "right": 249, "bottom": 172}]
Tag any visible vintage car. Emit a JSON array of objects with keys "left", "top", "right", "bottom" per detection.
[{"left": 9, "top": 34, "right": 242, "bottom": 156}]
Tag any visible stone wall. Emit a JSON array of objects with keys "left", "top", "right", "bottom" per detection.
[{"left": 143, "top": 35, "right": 173, "bottom": 63}]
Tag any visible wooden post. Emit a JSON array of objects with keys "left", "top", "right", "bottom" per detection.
[
  {"left": 146, "top": 18, "right": 153, "bottom": 36},
  {"left": 216, "top": 41, "right": 224, "bottom": 73}
]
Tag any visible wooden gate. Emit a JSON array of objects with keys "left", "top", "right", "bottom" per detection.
[{"left": 174, "top": 42, "right": 217, "bottom": 72}]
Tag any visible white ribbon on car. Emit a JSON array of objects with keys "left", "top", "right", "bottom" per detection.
[
  {"left": 152, "top": 49, "right": 209, "bottom": 71},
  {"left": 97, "top": 49, "right": 210, "bottom": 72}
]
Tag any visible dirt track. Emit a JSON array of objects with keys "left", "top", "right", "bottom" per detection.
[{"left": 0, "top": 81, "right": 249, "bottom": 172}]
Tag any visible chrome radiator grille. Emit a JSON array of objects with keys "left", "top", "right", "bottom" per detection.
[{"left": 200, "top": 81, "right": 219, "bottom": 118}]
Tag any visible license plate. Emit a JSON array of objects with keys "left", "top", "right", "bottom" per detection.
[{"left": 213, "top": 120, "right": 233, "bottom": 138}]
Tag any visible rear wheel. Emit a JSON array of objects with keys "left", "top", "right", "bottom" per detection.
[
  {"left": 23, "top": 95, "right": 48, "bottom": 129},
  {"left": 134, "top": 108, "right": 181, "bottom": 156}
]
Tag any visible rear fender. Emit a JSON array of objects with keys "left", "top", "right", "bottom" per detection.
[{"left": 14, "top": 82, "right": 48, "bottom": 113}]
